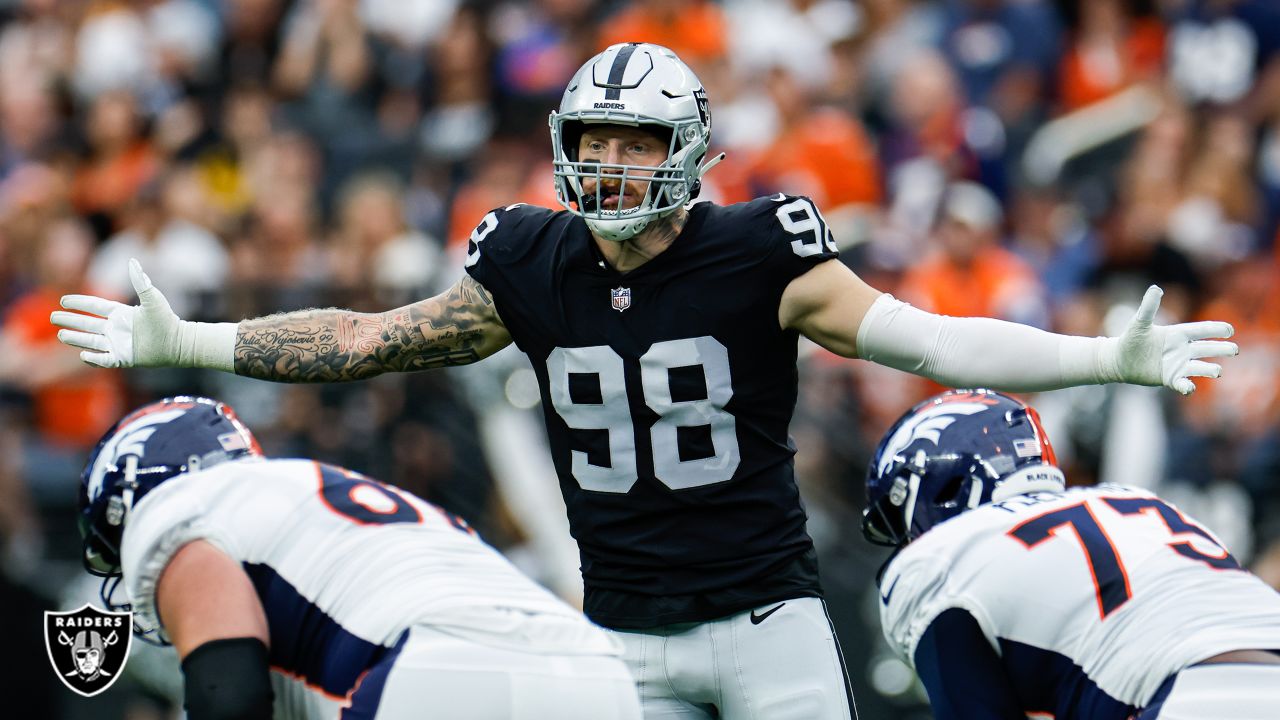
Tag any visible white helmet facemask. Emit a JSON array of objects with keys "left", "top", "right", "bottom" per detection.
[{"left": 549, "top": 43, "right": 724, "bottom": 242}]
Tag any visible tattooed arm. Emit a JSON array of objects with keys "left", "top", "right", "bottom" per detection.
[
  {"left": 52, "top": 261, "right": 511, "bottom": 375},
  {"left": 234, "top": 275, "right": 511, "bottom": 382}
]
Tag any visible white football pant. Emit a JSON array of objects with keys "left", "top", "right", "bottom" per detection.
[
  {"left": 605, "top": 597, "right": 858, "bottom": 720},
  {"left": 1145, "top": 664, "right": 1280, "bottom": 719},
  {"left": 287, "top": 624, "right": 642, "bottom": 719}
]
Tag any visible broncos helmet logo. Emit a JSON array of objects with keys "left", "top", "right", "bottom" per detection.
[
  {"left": 875, "top": 400, "right": 994, "bottom": 477},
  {"left": 85, "top": 408, "right": 189, "bottom": 504},
  {"left": 864, "top": 390, "right": 1063, "bottom": 546}
]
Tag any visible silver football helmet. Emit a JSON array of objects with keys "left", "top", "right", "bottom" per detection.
[{"left": 549, "top": 43, "right": 722, "bottom": 242}]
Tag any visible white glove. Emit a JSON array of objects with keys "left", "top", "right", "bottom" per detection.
[
  {"left": 1105, "top": 285, "right": 1237, "bottom": 395},
  {"left": 50, "top": 259, "right": 236, "bottom": 371}
]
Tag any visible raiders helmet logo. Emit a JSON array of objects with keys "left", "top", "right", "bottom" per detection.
[
  {"left": 693, "top": 88, "right": 710, "bottom": 131},
  {"left": 45, "top": 604, "right": 133, "bottom": 697}
]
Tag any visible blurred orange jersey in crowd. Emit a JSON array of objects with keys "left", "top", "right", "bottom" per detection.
[
  {"left": 1059, "top": 18, "right": 1165, "bottom": 112},
  {"left": 5, "top": 288, "right": 124, "bottom": 447},
  {"left": 1188, "top": 260, "right": 1280, "bottom": 433},
  {"left": 71, "top": 143, "right": 158, "bottom": 219},
  {"left": 900, "top": 245, "right": 1045, "bottom": 396},
  {"left": 900, "top": 245, "right": 1043, "bottom": 321},
  {"left": 447, "top": 160, "right": 560, "bottom": 251},
  {"left": 747, "top": 108, "right": 882, "bottom": 209},
  {"left": 597, "top": 1, "right": 727, "bottom": 66}
]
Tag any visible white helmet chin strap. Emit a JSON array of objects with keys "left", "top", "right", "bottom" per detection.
[{"left": 587, "top": 211, "right": 652, "bottom": 243}]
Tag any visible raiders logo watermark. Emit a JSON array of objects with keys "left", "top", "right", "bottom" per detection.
[{"left": 45, "top": 604, "right": 132, "bottom": 697}]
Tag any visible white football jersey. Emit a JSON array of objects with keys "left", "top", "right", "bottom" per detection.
[
  {"left": 880, "top": 484, "right": 1280, "bottom": 709},
  {"left": 120, "top": 458, "right": 618, "bottom": 712}
]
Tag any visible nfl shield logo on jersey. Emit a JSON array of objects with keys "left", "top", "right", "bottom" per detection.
[
  {"left": 611, "top": 287, "right": 631, "bottom": 312},
  {"left": 45, "top": 604, "right": 132, "bottom": 697}
]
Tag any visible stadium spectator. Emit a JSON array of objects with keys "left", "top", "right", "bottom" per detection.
[
  {"left": 87, "top": 167, "right": 229, "bottom": 319},
  {"left": 1187, "top": 260, "right": 1280, "bottom": 539},
  {"left": 939, "top": 0, "right": 1062, "bottom": 127},
  {"left": 418, "top": 5, "right": 496, "bottom": 164},
  {"left": 70, "top": 91, "right": 159, "bottom": 234},
  {"left": 329, "top": 170, "right": 445, "bottom": 307},
  {"left": 597, "top": 0, "right": 728, "bottom": 70},
  {"left": 901, "top": 181, "right": 1049, "bottom": 329},
  {"left": 1055, "top": 0, "right": 1165, "bottom": 113},
  {"left": 216, "top": 0, "right": 288, "bottom": 103},
  {"left": 1169, "top": 112, "right": 1262, "bottom": 266},
  {"left": 1, "top": 217, "right": 123, "bottom": 467},
  {"left": 0, "top": 77, "right": 61, "bottom": 179},
  {"left": 444, "top": 139, "right": 556, "bottom": 252},
  {"left": 726, "top": 0, "right": 863, "bottom": 94},
  {"left": 490, "top": 0, "right": 599, "bottom": 137},
  {"left": 0, "top": 160, "right": 68, "bottom": 290},
  {"left": 1165, "top": 0, "right": 1280, "bottom": 118},
  {"left": 227, "top": 181, "right": 329, "bottom": 316},
  {"left": 1006, "top": 183, "right": 1101, "bottom": 304},
  {"left": 746, "top": 66, "right": 883, "bottom": 210},
  {"left": 879, "top": 49, "right": 979, "bottom": 223}
]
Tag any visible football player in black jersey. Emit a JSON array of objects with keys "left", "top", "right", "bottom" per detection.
[{"left": 54, "top": 43, "right": 1238, "bottom": 720}]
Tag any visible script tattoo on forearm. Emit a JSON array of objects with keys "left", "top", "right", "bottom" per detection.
[{"left": 233, "top": 276, "right": 500, "bottom": 382}]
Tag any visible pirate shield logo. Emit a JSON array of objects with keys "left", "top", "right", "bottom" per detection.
[
  {"left": 45, "top": 604, "right": 132, "bottom": 697},
  {"left": 693, "top": 88, "right": 711, "bottom": 132}
]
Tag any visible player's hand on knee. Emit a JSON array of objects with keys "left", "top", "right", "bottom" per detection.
[
  {"left": 51, "top": 259, "right": 183, "bottom": 369},
  {"left": 1110, "top": 285, "right": 1238, "bottom": 395}
]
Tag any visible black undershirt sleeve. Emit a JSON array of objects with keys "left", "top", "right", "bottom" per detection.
[
  {"left": 181, "top": 637, "right": 273, "bottom": 720},
  {"left": 913, "top": 608, "right": 1024, "bottom": 720}
]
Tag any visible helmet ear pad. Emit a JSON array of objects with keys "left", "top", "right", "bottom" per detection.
[{"left": 658, "top": 125, "right": 705, "bottom": 205}]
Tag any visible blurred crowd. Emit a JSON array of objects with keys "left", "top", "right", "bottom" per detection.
[{"left": 1, "top": 0, "right": 1279, "bottom": 717}]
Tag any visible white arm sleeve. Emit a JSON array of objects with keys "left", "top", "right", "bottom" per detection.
[
  {"left": 178, "top": 321, "right": 237, "bottom": 372},
  {"left": 856, "top": 294, "right": 1123, "bottom": 392}
]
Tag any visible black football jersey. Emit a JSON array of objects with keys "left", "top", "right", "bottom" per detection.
[{"left": 464, "top": 195, "right": 840, "bottom": 629}]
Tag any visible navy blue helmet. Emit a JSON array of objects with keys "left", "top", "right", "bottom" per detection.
[
  {"left": 862, "top": 389, "right": 1065, "bottom": 547},
  {"left": 78, "top": 396, "right": 262, "bottom": 579}
]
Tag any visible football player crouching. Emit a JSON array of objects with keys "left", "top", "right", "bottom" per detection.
[
  {"left": 864, "top": 389, "right": 1280, "bottom": 720},
  {"left": 79, "top": 396, "right": 641, "bottom": 720}
]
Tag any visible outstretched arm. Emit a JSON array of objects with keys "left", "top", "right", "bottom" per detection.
[
  {"left": 781, "top": 260, "right": 1237, "bottom": 395},
  {"left": 235, "top": 275, "right": 510, "bottom": 382},
  {"left": 51, "top": 259, "right": 512, "bottom": 381}
]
